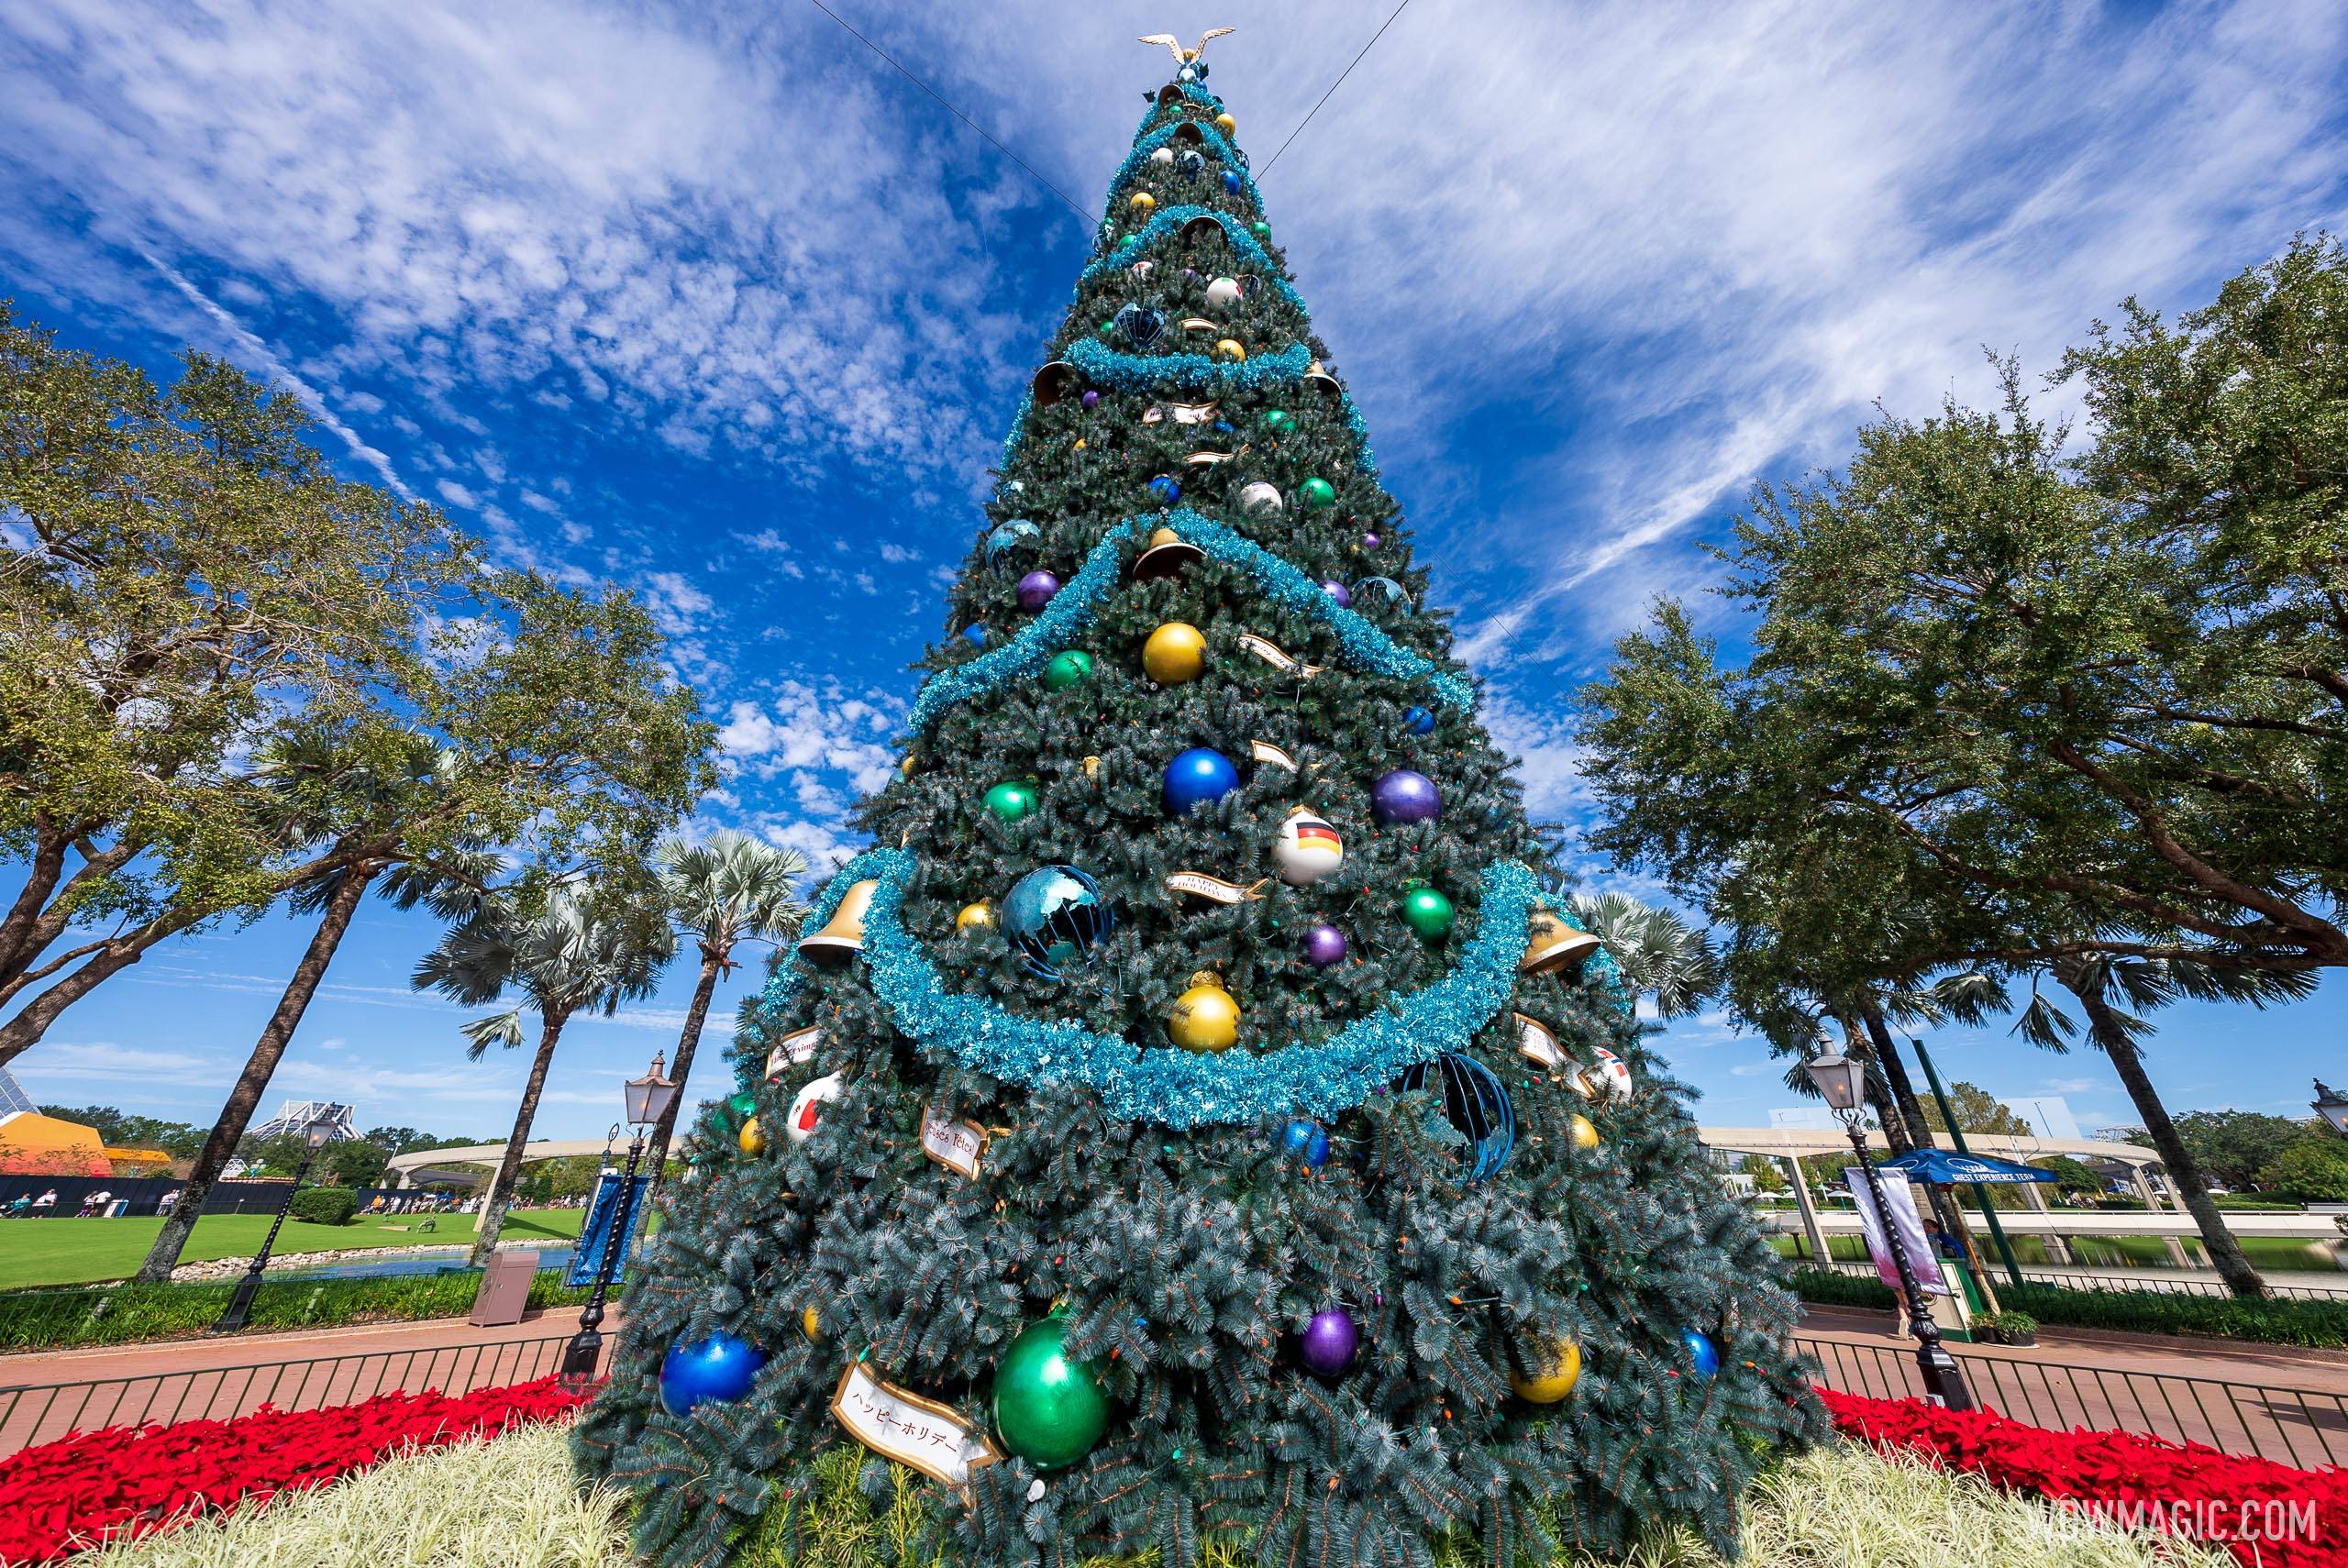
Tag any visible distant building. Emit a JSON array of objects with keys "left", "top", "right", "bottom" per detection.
[{"left": 249, "top": 1100, "right": 360, "bottom": 1142}]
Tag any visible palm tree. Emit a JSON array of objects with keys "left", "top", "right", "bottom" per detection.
[
  {"left": 1565, "top": 890, "right": 1721, "bottom": 1018},
  {"left": 133, "top": 725, "right": 494, "bottom": 1283},
  {"left": 647, "top": 832, "right": 808, "bottom": 1194},
  {"left": 2016, "top": 954, "right": 2316, "bottom": 1298},
  {"left": 414, "top": 885, "right": 673, "bottom": 1267}
]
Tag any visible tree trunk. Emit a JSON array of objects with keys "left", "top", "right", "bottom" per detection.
[
  {"left": 2057, "top": 969, "right": 2267, "bottom": 1299},
  {"left": 0, "top": 833, "right": 139, "bottom": 996},
  {"left": 1843, "top": 1021, "right": 1913, "bottom": 1153},
  {"left": 643, "top": 947, "right": 724, "bottom": 1209},
  {"left": 0, "top": 906, "right": 205, "bottom": 1067},
  {"left": 470, "top": 1010, "right": 569, "bottom": 1269},
  {"left": 133, "top": 867, "right": 377, "bottom": 1283}
]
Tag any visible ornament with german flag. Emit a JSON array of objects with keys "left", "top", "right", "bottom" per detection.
[
  {"left": 1273, "top": 805, "right": 1344, "bottom": 886},
  {"left": 785, "top": 1072, "right": 845, "bottom": 1145}
]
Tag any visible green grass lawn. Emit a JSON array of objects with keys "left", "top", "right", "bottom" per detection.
[{"left": 0, "top": 1207, "right": 597, "bottom": 1291}]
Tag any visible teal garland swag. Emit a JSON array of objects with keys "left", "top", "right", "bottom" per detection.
[
  {"left": 766, "top": 850, "right": 1549, "bottom": 1129},
  {"left": 906, "top": 507, "right": 1475, "bottom": 735}
]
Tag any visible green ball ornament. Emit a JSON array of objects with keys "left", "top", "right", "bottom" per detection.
[
  {"left": 984, "top": 780, "right": 1040, "bottom": 823},
  {"left": 992, "top": 1315, "right": 1108, "bottom": 1470},
  {"left": 1042, "top": 650, "right": 1095, "bottom": 690},
  {"left": 1401, "top": 885, "right": 1456, "bottom": 941},
  {"left": 1262, "top": 409, "right": 1294, "bottom": 434},
  {"left": 1299, "top": 477, "right": 1337, "bottom": 509},
  {"left": 1249, "top": 221, "right": 1271, "bottom": 239}
]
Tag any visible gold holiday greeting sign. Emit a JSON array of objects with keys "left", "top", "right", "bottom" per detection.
[{"left": 830, "top": 1363, "right": 999, "bottom": 1488}]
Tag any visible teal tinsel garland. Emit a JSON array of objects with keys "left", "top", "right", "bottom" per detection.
[
  {"left": 1084, "top": 207, "right": 1305, "bottom": 311},
  {"left": 907, "top": 507, "right": 1473, "bottom": 735},
  {"left": 760, "top": 851, "right": 1551, "bottom": 1128}
]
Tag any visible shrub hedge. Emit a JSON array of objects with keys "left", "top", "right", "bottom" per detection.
[
  {"left": 1789, "top": 1266, "right": 2348, "bottom": 1349},
  {"left": 285, "top": 1187, "right": 360, "bottom": 1227},
  {"left": 0, "top": 1268, "right": 596, "bottom": 1352}
]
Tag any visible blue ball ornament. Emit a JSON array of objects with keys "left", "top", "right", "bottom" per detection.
[
  {"left": 1680, "top": 1328, "right": 1721, "bottom": 1379},
  {"left": 1403, "top": 705, "right": 1435, "bottom": 735},
  {"left": 1001, "top": 865, "right": 1112, "bottom": 980},
  {"left": 1148, "top": 474, "right": 1182, "bottom": 504},
  {"left": 1162, "top": 746, "right": 1240, "bottom": 814},
  {"left": 659, "top": 1332, "right": 768, "bottom": 1417},
  {"left": 1281, "top": 1117, "right": 1331, "bottom": 1168},
  {"left": 960, "top": 624, "right": 988, "bottom": 646},
  {"left": 1223, "top": 170, "right": 1243, "bottom": 194}
]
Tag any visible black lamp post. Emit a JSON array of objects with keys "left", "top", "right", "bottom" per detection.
[
  {"left": 2314, "top": 1080, "right": 2348, "bottom": 1137},
  {"left": 1806, "top": 1045, "right": 1975, "bottom": 1411},
  {"left": 560, "top": 1051, "right": 678, "bottom": 1388},
  {"left": 210, "top": 1110, "right": 338, "bottom": 1335}
]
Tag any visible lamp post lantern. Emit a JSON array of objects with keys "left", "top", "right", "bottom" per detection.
[
  {"left": 1805, "top": 1046, "right": 1974, "bottom": 1411},
  {"left": 210, "top": 1110, "right": 339, "bottom": 1335},
  {"left": 561, "top": 1051, "right": 678, "bottom": 1388},
  {"left": 2314, "top": 1080, "right": 2348, "bottom": 1137}
]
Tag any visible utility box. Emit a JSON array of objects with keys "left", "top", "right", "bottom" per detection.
[{"left": 469, "top": 1250, "right": 540, "bottom": 1326}]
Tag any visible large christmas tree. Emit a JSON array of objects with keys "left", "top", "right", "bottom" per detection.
[{"left": 575, "top": 47, "right": 1822, "bottom": 1568}]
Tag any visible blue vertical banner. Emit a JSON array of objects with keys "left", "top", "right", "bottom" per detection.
[{"left": 568, "top": 1172, "right": 651, "bottom": 1288}]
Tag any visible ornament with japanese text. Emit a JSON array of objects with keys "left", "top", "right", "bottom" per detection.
[{"left": 581, "top": 43, "right": 1828, "bottom": 1568}]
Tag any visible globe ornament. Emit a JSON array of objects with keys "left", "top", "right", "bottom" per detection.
[
  {"left": 1262, "top": 409, "right": 1294, "bottom": 434},
  {"left": 1017, "top": 571, "right": 1061, "bottom": 613},
  {"left": 1168, "top": 970, "right": 1241, "bottom": 1053},
  {"left": 1370, "top": 769, "right": 1443, "bottom": 826},
  {"left": 1113, "top": 301, "right": 1166, "bottom": 348},
  {"left": 1680, "top": 1328, "right": 1721, "bottom": 1379},
  {"left": 1303, "top": 921, "right": 1348, "bottom": 969},
  {"left": 956, "top": 900, "right": 996, "bottom": 932},
  {"left": 1568, "top": 1113, "right": 1600, "bottom": 1151},
  {"left": 659, "top": 1333, "right": 768, "bottom": 1417},
  {"left": 984, "top": 780, "right": 1040, "bottom": 823},
  {"left": 1510, "top": 1337, "right": 1581, "bottom": 1404},
  {"left": 1297, "top": 1308, "right": 1359, "bottom": 1377},
  {"left": 1204, "top": 275, "right": 1242, "bottom": 308},
  {"left": 1002, "top": 864, "right": 1112, "bottom": 979},
  {"left": 993, "top": 1315, "right": 1110, "bottom": 1471},
  {"left": 1148, "top": 473, "right": 1183, "bottom": 504},
  {"left": 786, "top": 1073, "right": 846, "bottom": 1144},
  {"left": 1299, "top": 477, "right": 1338, "bottom": 509},
  {"left": 1238, "top": 480, "right": 1284, "bottom": 514},
  {"left": 1395, "top": 1052, "right": 1515, "bottom": 1182},
  {"left": 1281, "top": 1116, "right": 1332, "bottom": 1168},
  {"left": 984, "top": 519, "right": 1039, "bottom": 558},
  {"left": 1143, "top": 621, "right": 1207, "bottom": 684},
  {"left": 1403, "top": 705, "right": 1435, "bottom": 735},
  {"left": 737, "top": 1116, "right": 767, "bottom": 1155},
  {"left": 1274, "top": 807, "right": 1345, "bottom": 886},
  {"left": 1401, "top": 885, "right": 1455, "bottom": 941},
  {"left": 1320, "top": 580, "right": 1352, "bottom": 608},
  {"left": 1178, "top": 150, "right": 1205, "bottom": 181},
  {"left": 1162, "top": 746, "right": 1240, "bottom": 815},
  {"left": 1042, "top": 649, "right": 1094, "bottom": 690}
]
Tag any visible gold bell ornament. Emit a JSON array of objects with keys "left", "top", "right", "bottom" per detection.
[
  {"left": 1168, "top": 971, "right": 1240, "bottom": 1053},
  {"left": 1143, "top": 621, "right": 1207, "bottom": 684},
  {"left": 956, "top": 900, "right": 997, "bottom": 932},
  {"left": 798, "top": 878, "right": 878, "bottom": 965},
  {"left": 1519, "top": 907, "right": 1603, "bottom": 976},
  {"left": 1509, "top": 1337, "right": 1581, "bottom": 1404},
  {"left": 1132, "top": 525, "right": 1205, "bottom": 580}
]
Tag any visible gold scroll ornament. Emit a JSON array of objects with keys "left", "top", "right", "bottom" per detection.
[
  {"left": 1248, "top": 739, "right": 1299, "bottom": 771},
  {"left": 1238, "top": 634, "right": 1324, "bottom": 679},
  {"left": 921, "top": 1103, "right": 989, "bottom": 1179},
  {"left": 1167, "top": 870, "right": 1270, "bottom": 905},
  {"left": 830, "top": 1362, "right": 1000, "bottom": 1489},
  {"left": 766, "top": 1026, "right": 823, "bottom": 1082}
]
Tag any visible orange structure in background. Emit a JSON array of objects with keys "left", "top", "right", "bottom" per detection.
[{"left": 0, "top": 1109, "right": 119, "bottom": 1177}]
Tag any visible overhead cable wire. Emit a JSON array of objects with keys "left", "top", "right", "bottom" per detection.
[
  {"left": 805, "top": 0, "right": 1093, "bottom": 224},
  {"left": 1258, "top": 0, "right": 1417, "bottom": 175}
]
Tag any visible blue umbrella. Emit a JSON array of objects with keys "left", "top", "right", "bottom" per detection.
[{"left": 1875, "top": 1148, "right": 2055, "bottom": 1185}]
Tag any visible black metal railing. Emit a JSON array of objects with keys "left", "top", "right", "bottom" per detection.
[
  {"left": 0, "top": 1334, "right": 574, "bottom": 1459},
  {"left": 1797, "top": 1333, "right": 2348, "bottom": 1469},
  {"left": 1805, "top": 1256, "right": 2348, "bottom": 1301}
]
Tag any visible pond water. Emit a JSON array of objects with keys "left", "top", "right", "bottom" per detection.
[{"left": 274, "top": 1245, "right": 583, "bottom": 1280}]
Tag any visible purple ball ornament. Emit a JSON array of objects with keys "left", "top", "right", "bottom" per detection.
[
  {"left": 1297, "top": 1309, "right": 1360, "bottom": 1377},
  {"left": 1303, "top": 922, "right": 1348, "bottom": 968},
  {"left": 1080, "top": 389, "right": 1101, "bottom": 410},
  {"left": 1017, "top": 571, "right": 1061, "bottom": 613},
  {"left": 1319, "top": 580, "right": 1352, "bottom": 608},
  {"left": 1370, "top": 768, "right": 1443, "bottom": 826},
  {"left": 1361, "top": 534, "right": 1379, "bottom": 549}
]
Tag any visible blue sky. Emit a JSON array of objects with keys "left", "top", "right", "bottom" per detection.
[{"left": 2, "top": 1, "right": 2343, "bottom": 1145}]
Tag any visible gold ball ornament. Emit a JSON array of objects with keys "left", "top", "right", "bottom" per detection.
[
  {"left": 1568, "top": 1113, "right": 1600, "bottom": 1151},
  {"left": 1510, "top": 1338, "right": 1581, "bottom": 1403},
  {"left": 957, "top": 901, "right": 997, "bottom": 932},
  {"left": 1143, "top": 621, "right": 1207, "bottom": 684},
  {"left": 1214, "top": 113, "right": 1236, "bottom": 135},
  {"left": 1081, "top": 755, "right": 1102, "bottom": 779},
  {"left": 802, "top": 1307, "right": 822, "bottom": 1340},
  {"left": 1213, "top": 338, "right": 1246, "bottom": 362},
  {"left": 1129, "top": 191, "right": 1156, "bottom": 213},
  {"left": 738, "top": 1116, "right": 768, "bottom": 1155},
  {"left": 1168, "top": 971, "right": 1240, "bottom": 1054},
  {"left": 899, "top": 753, "right": 919, "bottom": 778}
]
